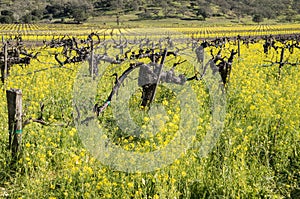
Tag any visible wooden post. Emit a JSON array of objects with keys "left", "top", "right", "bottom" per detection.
[
  {"left": 237, "top": 35, "right": 241, "bottom": 57},
  {"left": 278, "top": 48, "right": 285, "bottom": 79},
  {"left": 4, "top": 42, "right": 7, "bottom": 79},
  {"left": 148, "top": 49, "right": 168, "bottom": 107},
  {"left": 116, "top": 15, "right": 120, "bottom": 26},
  {"left": 90, "top": 39, "right": 94, "bottom": 79},
  {"left": 6, "top": 89, "right": 23, "bottom": 158},
  {"left": 1, "top": 41, "right": 8, "bottom": 83},
  {"left": 1, "top": 36, "right": 3, "bottom": 84}
]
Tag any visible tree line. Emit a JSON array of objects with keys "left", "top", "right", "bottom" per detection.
[{"left": 0, "top": 0, "right": 300, "bottom": 24}]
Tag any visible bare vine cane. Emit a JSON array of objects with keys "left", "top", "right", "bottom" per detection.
[
  {"left": 1, "top": 36, "right": 40, "bottom": 83},
  {"left": 94, "top": 62, "right": 145, "bottom": 116}
]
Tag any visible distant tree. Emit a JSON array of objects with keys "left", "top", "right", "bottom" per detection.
[
  {"left": 284, "top": 9, "right": 297, "bottom": 22},
  {"left": 110, "top": 0, "right": 125, "bottom": 12},
  {"left": 65, "top": 1, "right": 92, "bottom": 23},
  {"left": 0, "top": 10, "right": 15, "bottom": 23},
  {"left": 195, "top": 0, "right": 211, "bottom": 20},
  {"left": 213, "top": 0, "right": 231, "bottom": 14},
  {"left": 21, "top": 14, "right": 33, "bottom": 23},
  {"left": 1, "top": 10, "right": 14, "bottom": 17},
  {"left": 252, "top": 14, "right": 264, "bottom": 24},
  {"left": 294, "top": 0, "right": 300, "bottom": 14},
  {"left": 0, "top": 15, "right": 13, "bottom": 24},
  {"left": 196, "top": 7, "right": 209, "bottom": 20},
  {"left": 72, "top": 9, "right": 89, "bottom": 23},
  {"left": 159, "top": 1, "right": 177, "bottom": 17},
  {"left": 178, "top": 5, "right": 188, "bottom": 16},
  {"left": 45, "top": 4, "right": 65, "bottom": 18},
  {"left": 94, "top": 0, "right": 112, "bottom": 10},
  {"left": 31, "top": 9, "right": 44, "bottom": 20},
  {"left": 229, "top": 1, "right": 247, "bottom": 22},
  {"left": 129, "top": 0, "right": 140, "bottom": 11}
]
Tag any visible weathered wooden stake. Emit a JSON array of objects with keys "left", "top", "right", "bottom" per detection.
[
  {"left": 237, "top": 36, "right": 241, "bottom": 57},
  {"left": 4, "top": 42, "right": 7, "bottom": 78},
  {"left": 90, "top": 39, "right": 94, "bottom": 79},
  {"left": 116, "top": 15, "right": 120, "bottom": 26},
  {"left": 1, "top": 41, "right": 8, "bottom": 83},
  {"left": 148, "top": 49, "right": 168, "bottom": 107},
  {"left": 278, "top": 48, "right": 285, "bottom": 79},
  {"left": 6, "top": 89, "right": 23, "bottom": 158}
]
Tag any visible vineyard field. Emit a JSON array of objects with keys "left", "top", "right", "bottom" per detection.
[{"left": 0, "top": 25, "right": 300, "bottom": 198}]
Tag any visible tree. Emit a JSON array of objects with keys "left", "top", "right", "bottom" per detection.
[
  {"left": 195, "top": 0, "right": 211, "bottom": 20},
  {"left": 0, "top": 15, "right": 13, "bottom": 24},
  {"left": 252, "top": 14, "right": 264, "bottom": 24},
  {"left": 64, "top": 0, "right": 92, "bottom": 23},
  {"left": 196, "top": 7, "right": 209, "bottom": 20},
  {"left": 31, "top": 9, "right": 44, "bottom": 20},
  {"left": 178, "top": 5, "right": 189, "bottom": 16},
  {"left": 284, "top": 9, "right": 297, "bottom": 22},
  {"left": 20, "top": 14, "right": 33, "bottom": 23},
  {"left": 110, "top": 0, "right": 125, "bottom": 12},
  {"left": 1, "top": 10, "right": 14, "bottom": 17},
  {"left": 0, "top": 9, "right": 15, "bottom": 23},
  {"left": 161, "top": 1, "right": 171, "bottom": 17},
  {"left": 94, "top": 0, "right": 112, "bottom": 10},
  {"left": 45, "top": 4, "right": 65, "bottom": 18},
  {"left": 72, "top": 9, "right": 89, "bottom": 23}
]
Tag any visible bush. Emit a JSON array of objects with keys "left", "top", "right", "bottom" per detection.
[
  {"left": 21, "top": 14, "right": 33, "bottom": 23},
  {"left": 1, "top": 10, "right": 13, "bottom": 16},
  {"left": 31, "top": 9, "right": 44, "bottom": 19},
  {"left": 252, "top": 14, "right": 264, "bottom": 24},
  {"left": 0, "top": 15, "right": 13, "bottom": 24}
]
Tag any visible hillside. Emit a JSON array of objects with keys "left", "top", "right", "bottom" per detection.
[{"left": 0, "top": 0, "right": 300, "bottom": 24}]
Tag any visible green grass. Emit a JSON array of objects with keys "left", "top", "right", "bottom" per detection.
[{"left": 86, "top": 14, "right": 295, "bottom": 28}]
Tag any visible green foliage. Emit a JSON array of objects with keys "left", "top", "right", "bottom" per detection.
[
  {"left": 0, "top": 9, "right": 15, "bottom": 23},
  {"left": 196, "top": 7, "right": 209, "bottom": 20},
  {"left": 1, "top": 0, "right": 300, "bottom": 23},
  {"left": 252, "top": 14, "right": 264, "bottom": 24},
  {"left": 0, "top": 15, "right": 13, "bottom": 23},
  {"left": 43, "top": 1, "right": 92, "bottom": 23},
  {"left": 45, "top": 4, "right": 65, "bottom": 18},
  {"left": 72, "top": 8, "right": 89, "bottom": 23},
  {"left": 1, "top": 10, "right": 13, "bottom": 16},
  {"left": 31, "top": 9, "right": 44, "bottom": 19}
]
